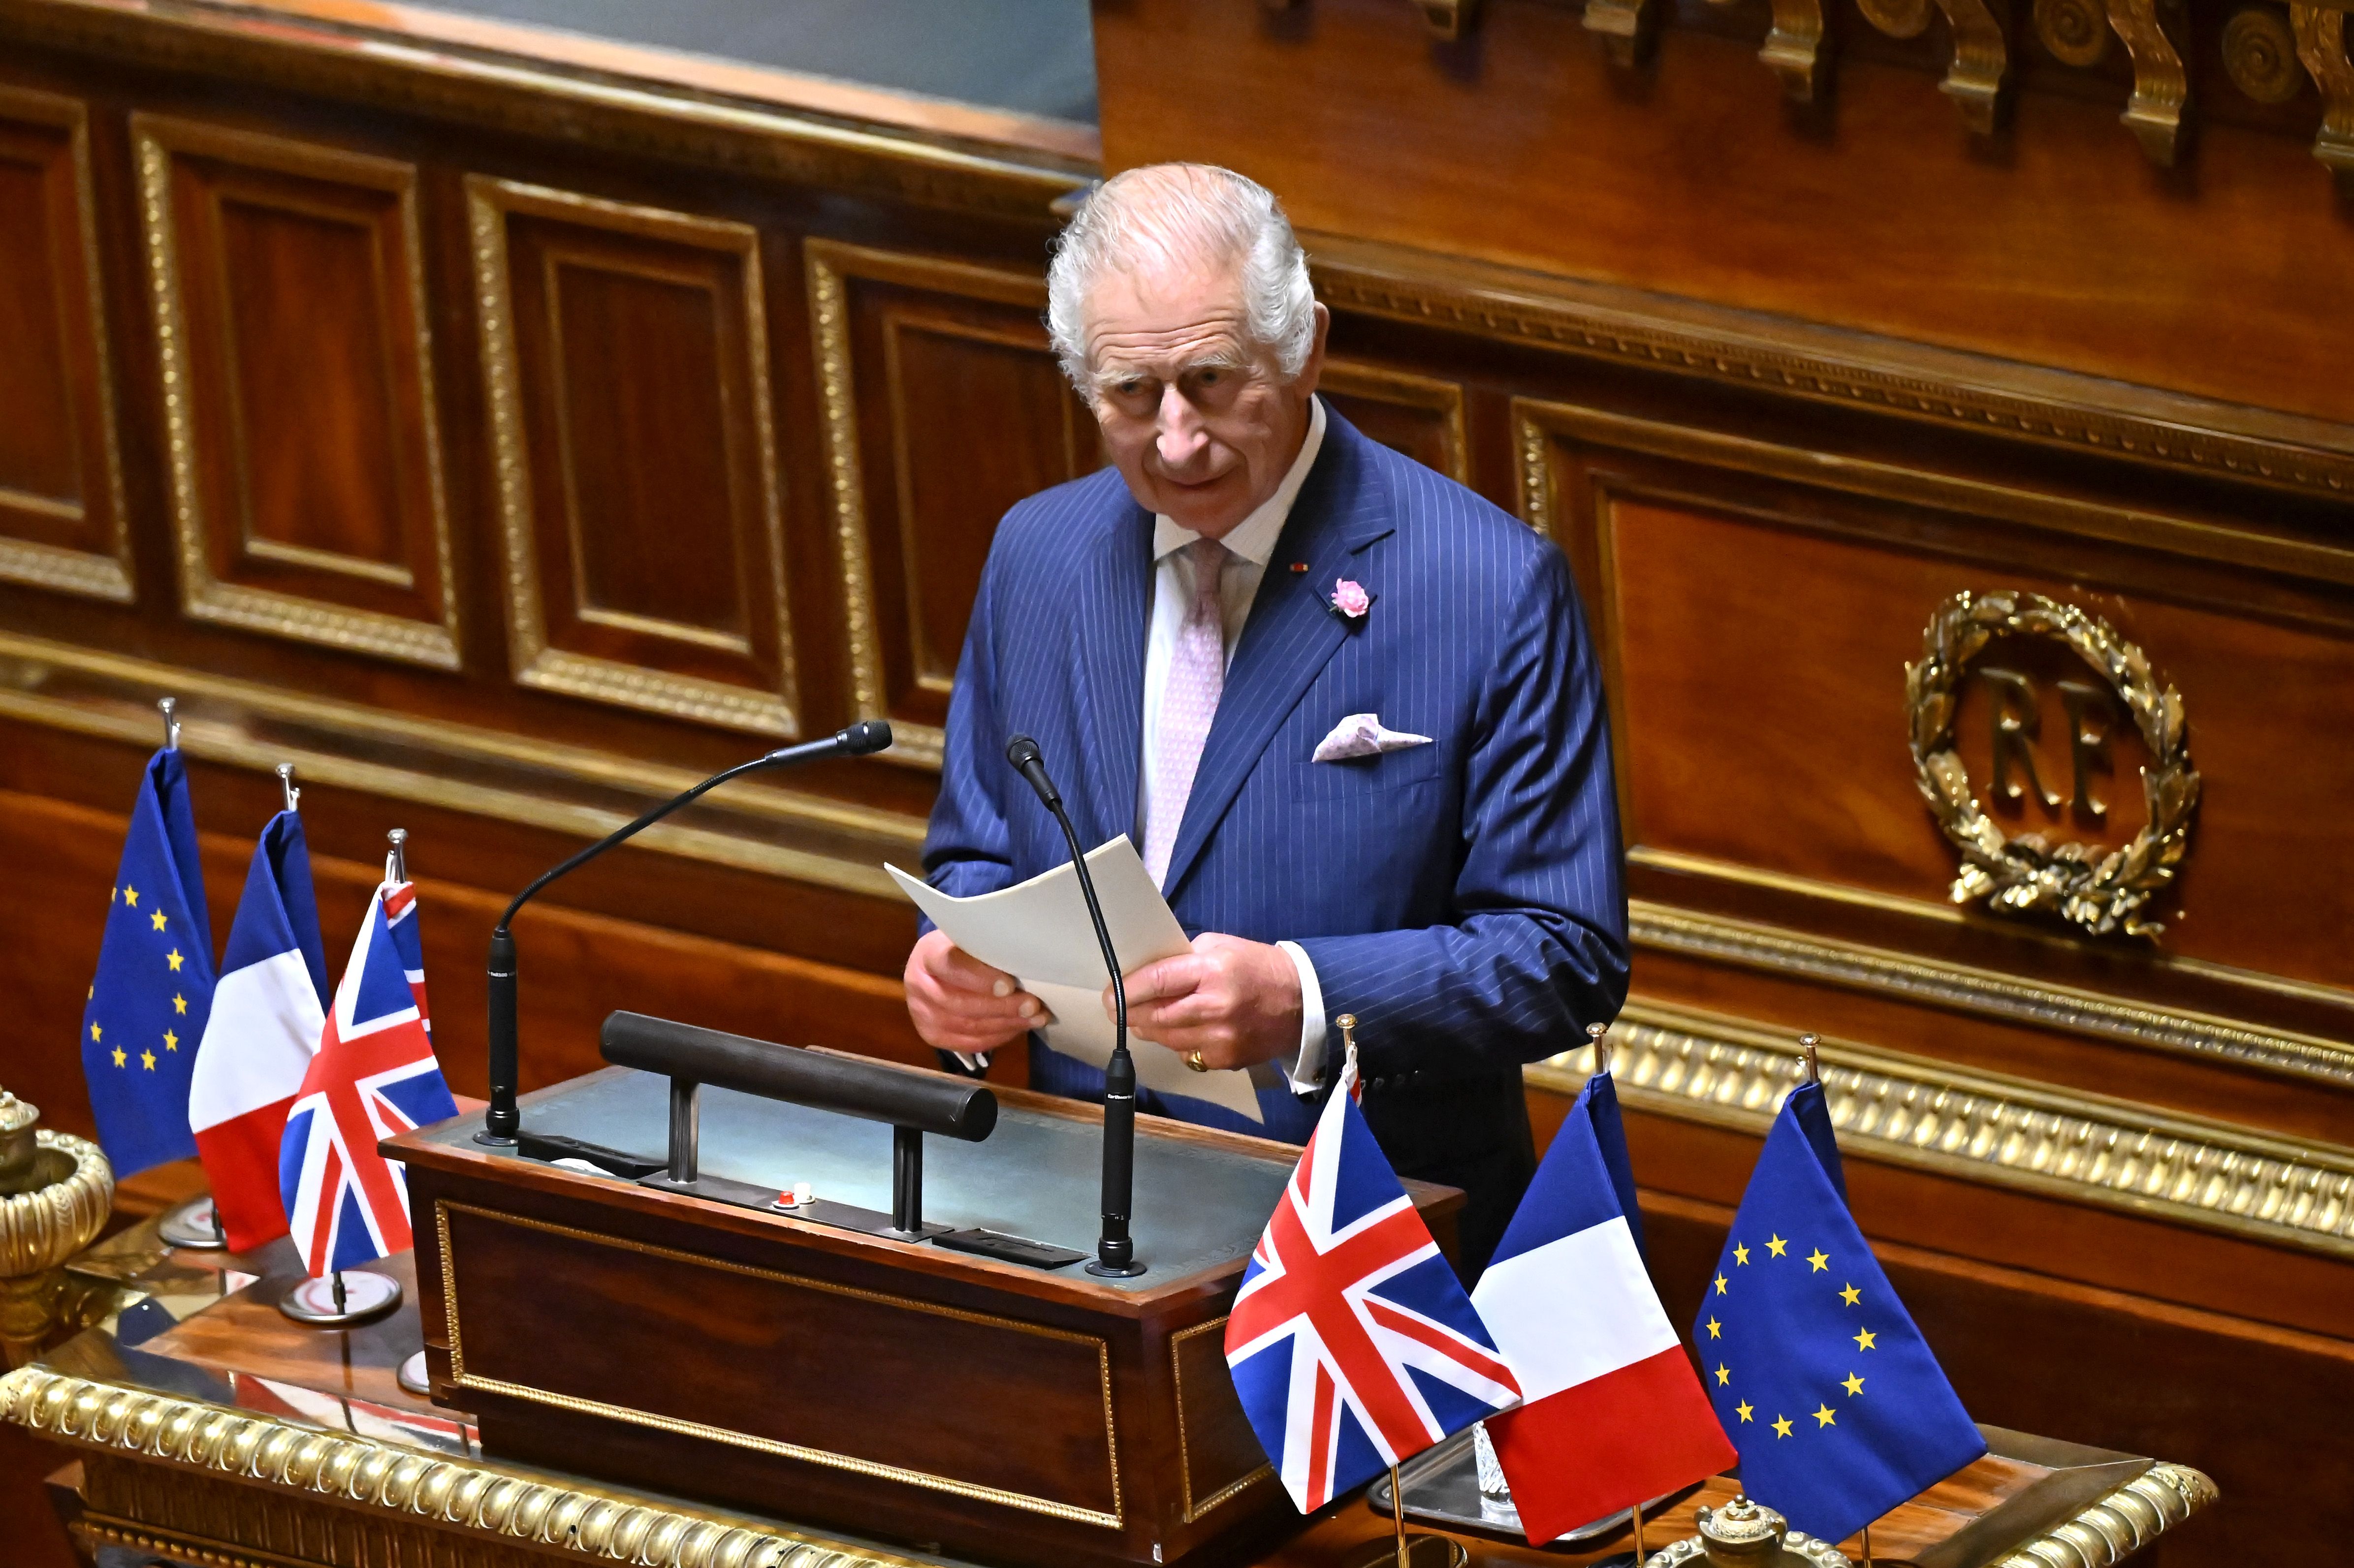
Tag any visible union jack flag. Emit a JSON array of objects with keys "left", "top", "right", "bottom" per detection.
[
  {"left": 277, "top": 883, "right": 456, "bottom": 1275},
  {"left": 380, "top": 881, "right": 431, "bottom": 1032},
  {"left": 1224, "top": 1054, "right": 1522, "bottom": 1513}
]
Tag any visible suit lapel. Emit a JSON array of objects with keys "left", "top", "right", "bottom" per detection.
[
  {"left": 1071, "top": 494, "right": 1153, "bottom": 848},
  {"left": 1161, "top": 412, "right": 1396, "bottom": 898}
]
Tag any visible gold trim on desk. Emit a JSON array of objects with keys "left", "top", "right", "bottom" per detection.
[
  {"left": 132, "top": 114, "right": 463, "bottom": 671},
  {"left": 1627, "top": 900, "right": 2354, "bottom": 1089},
  {"left": 0, "top": 1365, "right": 936, "bottom": 1568},
  {"left": 436, "top": 1201, "right": 1126, "bottom": 1529},
  {"left": 1532, "top": 999, "right": 2354, "bottom": 1257},
  {"left": 1993, "top": 1462, "right": 2218, "bottom": 1568},
  {"left": 1168, "top": 1315, "right": 1272, "bottom": 1524},
  {"left": 467, "top": 175, "right": 801, "bottom": 738}
]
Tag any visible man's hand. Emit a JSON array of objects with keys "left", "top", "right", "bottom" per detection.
[
  {"left": 904, "top": 929, "right": 1050, "bottom": 1056},
  {"left": 1113, "top": 932, "right": 1302, "bottom": 1071}
]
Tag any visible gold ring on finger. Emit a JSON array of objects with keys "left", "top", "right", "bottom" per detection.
[{"left": 1185, "top": 1051, "right": 1209, "bottom": 1073}]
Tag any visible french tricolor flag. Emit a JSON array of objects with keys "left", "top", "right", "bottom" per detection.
[
  {"left": 1470, "top": 1069, "right": 1735, "bottom": 1542},
  {"left": 187, "top": 812, "right": 329, "bottom": 1253}
]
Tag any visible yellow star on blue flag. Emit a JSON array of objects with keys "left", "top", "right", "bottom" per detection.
[
  {"left": 79, "top": 748, "right": 216, "bottom": 1175},
  {"left": 1695, "top": 1080, "right": 1986, "bottom": 1544}
]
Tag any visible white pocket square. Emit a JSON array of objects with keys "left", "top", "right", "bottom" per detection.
[{"left": 1313, "top": 713, "right": 1433, "bottom": 762}]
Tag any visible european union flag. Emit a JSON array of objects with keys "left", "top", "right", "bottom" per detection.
[
  {"left": 1695, "top": 1081, "right": 1985, "bottom": 1545},
  {"left": 80, "top": 748, "right": 217, "bottom": 1177}
]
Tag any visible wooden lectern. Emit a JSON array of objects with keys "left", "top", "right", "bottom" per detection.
[{"left": 387, "top": 1056, "right": 1462, "bottom": 1568}]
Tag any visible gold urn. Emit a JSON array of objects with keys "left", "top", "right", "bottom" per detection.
[{"left": 0, "top": 1091, "right": 114, "bottom": 1366}]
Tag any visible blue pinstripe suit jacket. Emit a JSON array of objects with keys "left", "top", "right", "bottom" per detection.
[{"left": 923, "top": 408, "right": 1628, "bottom": 1181}]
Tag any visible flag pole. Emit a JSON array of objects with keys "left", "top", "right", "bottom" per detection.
[
  {"left": 1390, "top": 1463, "right": 1407, "bottom": 1567},
  {"left": 1800, "top": 1031, "right": 1821, "bottom": 1084},
  {"left": 387, "top": 827, "right": 408, "bottom": 883},
  {"left": 158, "top": 696, "right": 179, "bottom": 750},
  {"left": 1631, "top": 1498, "right": 1646, "bottom": 1566},
  {"left": 1863, "top": 1522, "right": 1874, "bottom": 1568}
]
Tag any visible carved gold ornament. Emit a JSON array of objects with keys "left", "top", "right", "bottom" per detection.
[{"left": 1906, "top": 591, "right": 2199, "bottom": 938}]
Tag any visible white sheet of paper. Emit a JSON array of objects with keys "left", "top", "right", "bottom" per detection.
[{"left": 887, "top": 839, "right": 1264, "bottom": 1123}]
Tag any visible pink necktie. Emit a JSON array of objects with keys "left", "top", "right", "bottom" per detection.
[{"left": 1144, "top": 538, "right": 1229, "bottom": 887}]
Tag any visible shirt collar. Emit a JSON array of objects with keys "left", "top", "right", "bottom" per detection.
[{"left": 1151, "top": 395, "right": 1327, "bottom": 568}]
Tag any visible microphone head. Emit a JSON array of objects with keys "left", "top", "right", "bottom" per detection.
[
  {"left": 1005, "top": 734, "right": 1043, "bottom": 770},
  {"left": 835, "top": 720, "right": 893, "bottom": 756}
]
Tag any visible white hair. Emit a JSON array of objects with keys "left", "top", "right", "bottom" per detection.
[{"left": 1045, "top": 163, "right": 1317, "bottom": 394}]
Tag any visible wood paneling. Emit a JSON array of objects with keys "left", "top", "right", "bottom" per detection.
[
  {"left": 808, "top": 239, "right": 1094, "bottom": 768},
  {"left": 1094, "top": 0, "right": 2354, "bottom": 429},
  {"left": 1318, "top": 359, "right": 1468, "bottom": 483},
  {"left": 132, "top": 114, "right": 457, "bottom": 667},
  {"left": 1521, "top": 399, "right": 2354, "bottom": 993},
  {"left": 0, "top": 86, "right": 127, "bottom": 602},
  {"left": 471, "top": 176, "right": 797, "bottom": 735}
]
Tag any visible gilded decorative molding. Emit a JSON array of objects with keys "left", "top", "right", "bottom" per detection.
[
  {"left": 0, "top": 1129, "right": 111, "bottom": 1279},
  {"left": 2291, "top": 3, "right": 2354, "bottom": 182},
  {"left": 2221, "top": 6, "right": 2304, "bottom": 101},
  {"left": 2107, "top": 0, "right": 2192, "bottom": 164},
  {"left": 1413, "top": 0, "right": 1483, "bottom": 40},
  {"left": 1514, "top": 396, "right": 2354, "bottom": 622},
  {"left": 1585, "top": 0, "right": 1654, "bottom": 65},
  {"left": 1627, "top": 901, "right": 2354, "bottom": 1088},
  {"left": 1991, "top": 1461, "right": 2218, "bottom": 1568},
  {"left": 2034, "top": 0, "right": 2113, "bottom": 63},
  {"left": 1533, "top": 1000, "right": 2354, "bottom": 1257},
  {"left": 1907, "top": 591, "right": 2199, "bottom": 939},
  {"left": 1317, "top": 245, "right": 2354, "bottom": 505},
  {"left": 1169, "top": 1316, "right": 1272, "bottom": 1523},
  {"left": 1931, "top": 0, "right": 2013, "bottom": 130},
  {"left": 1760, "top": 0, "right": 1831, "bottom": 98},
  {"left": 0, "top": 1366, "right": 933, "bottom": 1568},
  {"left": 0, "top": 629, "right": 920, "bottom": 899},
  {"left": 0, "top": 86, "right": 132, "bottom": 605},
  {"left": 131, "top": 115, "right": 462, "bottom": 671},
  {"left": 439, "top": 1201, "right": 1125, "bottom": 1528},
  {"left": 466, "top": 175, "right": 800, "bottom": 738}
]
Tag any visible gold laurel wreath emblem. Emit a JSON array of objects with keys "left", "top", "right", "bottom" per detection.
[{"left": 1906, "top": 590, "right": 2200, "bottom": 939}]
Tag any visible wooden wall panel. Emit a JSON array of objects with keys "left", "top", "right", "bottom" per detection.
[
  {"left": 1093, "top": 0, "right": 2354, "bottom": 429},
  {"left": 471, "top": 177, "right": 797, "bottom": 736},
  {"left": 1318, "top": 359, "right": 1468, "bottom": 484},
  {"left": 0, "top": 85, "right": 127, "bottom": 602},
  {"left": 132, "top": 114, "right": 457, "bottom": 667},
  {"left": 1522, "top": 400, "right": 2354, "bottom": 995},
  {"left": 808, "top": 239, "right": 1092, "bottom": 769}
]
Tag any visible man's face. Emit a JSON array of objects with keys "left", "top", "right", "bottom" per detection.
[{"left": 1082, "top": 252, "right": 1325, "bottom": 538}]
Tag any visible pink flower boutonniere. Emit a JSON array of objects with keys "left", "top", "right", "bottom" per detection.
[{"left": 1330, "top": 578, "right": 1373, "bottom": 623}]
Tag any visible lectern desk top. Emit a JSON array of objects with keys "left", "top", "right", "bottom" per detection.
[{"left": 405, "top": 1061, "right": 1343, "bottom": 1301}]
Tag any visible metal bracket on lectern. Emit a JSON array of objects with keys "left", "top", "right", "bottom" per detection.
[{"left": 602, "top": 1011, "right": 995, "bottom": 1243}]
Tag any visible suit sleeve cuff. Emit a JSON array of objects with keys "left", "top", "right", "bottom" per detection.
[{"left": 1277, "top": 940, "right": 1326, "bottom": 1097}]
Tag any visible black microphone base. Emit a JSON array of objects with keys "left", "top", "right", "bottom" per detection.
[
  {"left": 472, "top": 1129, "right": 518, "bottom": 1148},
  {"left": 1083, "top": 1257, "right": 1148, "bottom": 1278}
]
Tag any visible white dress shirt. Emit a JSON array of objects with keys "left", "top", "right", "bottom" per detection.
[{"left": 1141, "top": 397, "right": 1330, "bottom": 1097}]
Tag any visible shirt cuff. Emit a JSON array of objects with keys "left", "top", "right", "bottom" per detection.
[{"left": 1277, "top": 940, "right": 1326, "bottom": 1097}]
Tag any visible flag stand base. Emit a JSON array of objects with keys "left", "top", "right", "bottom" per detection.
[
  {"left": 278, "top": 1271, "right": 401, "bottom": 1326},
  {"left": 1338, "top": 1536, "right": 1465, "bottom": 1568},
  {"left": 396, "top": 1350, "right": 430, "bottom": 1395},
  {"left": 157, "top": 1197, "right": 227, "bottom": 1251}
]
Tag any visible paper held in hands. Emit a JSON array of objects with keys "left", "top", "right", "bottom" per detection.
[{"left": 886, "top": 839, "right": 1264, "bottom": 1124}]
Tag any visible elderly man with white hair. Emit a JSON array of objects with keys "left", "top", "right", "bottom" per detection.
[{"left": 906, "top": 163, "right": 1627, "bottom": 1276}]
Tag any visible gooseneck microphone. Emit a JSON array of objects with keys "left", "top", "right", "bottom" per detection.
[
  {"left": 1005, "top": 734, "right": 1145, "bottom": 1278},
  {"left": 477, "top": 721, "right": 892, "bottom": 1149}
]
